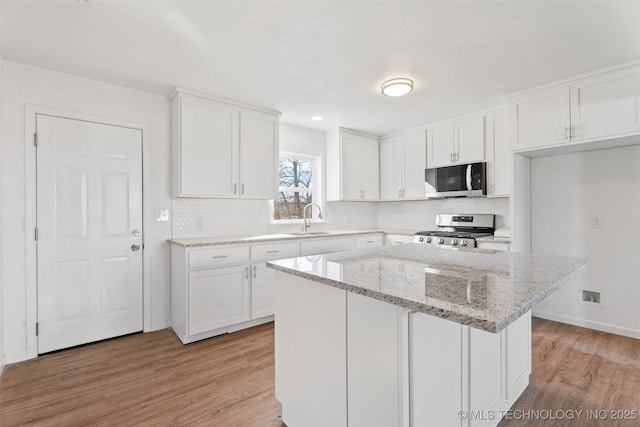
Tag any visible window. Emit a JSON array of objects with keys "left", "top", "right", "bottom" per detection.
[{"left": 273, "top": 153, "right": 322, "bottom": 221}]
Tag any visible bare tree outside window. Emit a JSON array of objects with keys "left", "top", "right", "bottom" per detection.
[{"left": 274, "top": 156, "right": 316, "bottom": 220}]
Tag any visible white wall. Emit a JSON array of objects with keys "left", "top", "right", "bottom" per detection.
[
  {"left": 531, "top": 145, "right": 640, "bottom": 338},
  {"left": 172, "top": 122, "right": 379, "bottom": 238},
  {"left": 1, "top": 61, "right": 172, "bottom": 362}
]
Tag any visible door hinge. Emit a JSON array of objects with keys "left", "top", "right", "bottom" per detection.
[
  {"left": 34, "top": 227, "right": 39, "bottom": 241},
  {"left": 36, "top": 322, "right": 39, "bottom": 336},
  {"left": 34, "top": 132, "right": 38, "bottom": 147}
]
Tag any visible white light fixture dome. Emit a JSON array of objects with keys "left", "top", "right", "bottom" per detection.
[{"left": 381, "top": 78, "right": 414, "bottom": 97}]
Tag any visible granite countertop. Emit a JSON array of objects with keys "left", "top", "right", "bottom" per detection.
[
  {"left": 267, "top": 244, "right": 588, "bottom": 333},
  {"left": 169, "top": 229, "right": 416, "bottom": 247}
]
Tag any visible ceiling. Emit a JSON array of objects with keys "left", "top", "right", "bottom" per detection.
[{"left": 2, "top": 1, "right": 640, "bottom": 136}]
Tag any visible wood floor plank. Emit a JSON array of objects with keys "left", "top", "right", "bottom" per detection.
[{"left": 1, "top": 318, "right": 639, "bottom": 426}]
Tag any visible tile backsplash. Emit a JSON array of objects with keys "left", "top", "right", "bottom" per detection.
[{"left": 172, "top": 197, "right": 510, "bottom": 238}]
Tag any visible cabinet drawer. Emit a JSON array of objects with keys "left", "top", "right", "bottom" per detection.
[
  {"left": 188, "top": 246, "right": 249, "bottom": 269},
  {"left": 251, "top": 241, "right": 299, "bottom": 261},
  {"left": 355, "top": 234, "right": 384, "bottom": 249},
  {"left": 385, "top": 234, "right": 414, "bottom": 245},
  {"left": 300, "top": 237, "right": 354, "bottom": 256}
]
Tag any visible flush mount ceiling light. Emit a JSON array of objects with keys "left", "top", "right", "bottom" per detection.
[
  {"left": 381, "top": 78, "right": 414, "bottom": 97},
  {"left": 311, "top": 116, "right": 323, "bottom": 121}
]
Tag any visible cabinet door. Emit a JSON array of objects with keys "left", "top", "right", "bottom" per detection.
[
  {"left": 403, "top": 129, "right": 427, "bottom": 198},
  {"left": 469, "top": 327, "right": 504, "bottom": 426},
  {"left": 456, "top": 115, "right": 485, "bottom": 164},
  {"left": 340, "top": 132, "right": 362, "bottom": 200},
  {"left": 347, "top": 293, "right": 400, "bottom": 427},
  {"left": 188, "top": 265, "right": 249, "bottom": 335},
  {"left": 251, "top": 263, "right": 275, "bottom": 318},
  {"left": 299, "top": 237, "right": 354, "bottom": 256},
  {"left": 427, "top": 122, "right": 454, "bottom": 168},
  {"left": 486, "top": 109, "right": 510, "bottom": 197},
  {"left": 379, "top": 137, "right": 403, "bottom": 200},
  {"left": 570, "top": 66, "right": 640, "bottom": 141},
  {"left": 177, "top": 94, "right": 239, "bottom": 197},
  {"left": 240, "top": 110, "right": 279, "bottom": 199},
  {"left": 511, "top": 86, "right": 571, "bottom": 150},
  {"left": 359, "top": 135, "right": 380, "bottom": 200},
  {"left": 410, "top": 312, "right": 463, "bottom": 427}
]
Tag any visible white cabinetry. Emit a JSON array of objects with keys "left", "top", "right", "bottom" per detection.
[
  {"left": 385, "top": 234, "right": 415, "bottom": 245},
  {"left": 171, "top": 240, "right": 297, "bottom": 344},
  {"left": 188, "top": 265, "right": 249, "bottom": 335},
  {"left": 485, "top": 108, "right": 511, "bottom": 197},
  {"left": 427, "top": 115, "right": 485, "bottom": 168},
  {"left": 172, "top": 91, "right": 279, "bottom": 199},
  {"left": 347, "top": 292, "right": 403, "bottom": 427},
  {"left": 300, "top": 237, "right": 354, "bottom": 256},
  {"left": 354, "top": 234, "right": 384, "bottom": 249},
  {"left": 327, "top": 129, "right": 379, "bottom": 201},
  {"left": 477, "top": 239, "right": 511, "bottom": 252},
  {"left": 380, "top": 129, "right": 427, "bottom": 200},
  {"left": 510, "top": 64, "right": 640, "bottom": 151}
]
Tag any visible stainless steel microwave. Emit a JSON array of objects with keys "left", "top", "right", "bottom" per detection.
[{"left": 424, "top": 162, "right": 487, "bottom": 198}]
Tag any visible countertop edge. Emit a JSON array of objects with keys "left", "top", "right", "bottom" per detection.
[{"left": 169, "top": 229, "right": 416, "bottom": 247}]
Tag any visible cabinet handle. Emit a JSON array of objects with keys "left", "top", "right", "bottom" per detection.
[
  {"left": 366, "top": 240, "right": 375, "bottom": 243},
  {"left": 252, "top": 265, "right": 257, "bottom": 279},
  {"left": 266, "top": 250, "right": 280, "bottom": 254},
  {"left": 241, "top": 183, "right": 245, "bottom": 195},
  {"left": 564, "top": 126, "right": 570, "bottom": 140},
  {"left": 244, "top": 267, "right": 249, "bottom": 279},
  {"left": 211, "top": 255, "right": 228, "bottom": 259},
  {"left": 571, "top": 124, "right": 578, "bottom": 139},
  {"left": 233, "top": 183, "right": 237, "bottom": 195},
  {"left": 398, "top": 189, "right": 402, "bottom": 198},
  {"left": 450, "top": 153, "right": 453, "bottom": 163}
]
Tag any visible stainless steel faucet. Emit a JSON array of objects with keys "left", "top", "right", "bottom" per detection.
[{"left": 303, "top": 203, "right": 323, "bottom": 233}]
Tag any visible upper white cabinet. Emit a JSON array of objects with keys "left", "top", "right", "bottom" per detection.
[
  {"left": 172, "top": 90, "right": 279, "bottom": 199},
  {"left": 510, "top": 64, "right": 640, "bottom": 151},
  {"left": 327, "top": 129, "right": 379, "bottom": 201},
  {"left": 485, "top": 108, "right": 510, "bottom": 197},
  {"left": 380, "top": 129, "right": 427, "bottom": 200},
  {"left": 427, "top": 115, "right": 485, "bottom": 168}
]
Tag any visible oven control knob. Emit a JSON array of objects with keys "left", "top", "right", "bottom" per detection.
[
  {"left": 452, "top": 239, "right": 459, "bottom": 246},
  {"left": 426, "top": 237, "right": 432, "bottom": 243},
  {"left": 461, "top": 240, "right": 468, "bottom": 247},
  {"left": 418, "top": 237, "right": 424, "bottom": 242},
  {"left": 438, "top": 238, "right": 445, "bottom": 244}
]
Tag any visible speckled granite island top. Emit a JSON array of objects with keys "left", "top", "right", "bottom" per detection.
[{"left": 267, "top": 244, "right": 589, "bottom": 333}]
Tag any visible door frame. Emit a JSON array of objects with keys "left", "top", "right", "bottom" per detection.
[{"left": 24, "top": 105, "right": 152, "bottom": 359}]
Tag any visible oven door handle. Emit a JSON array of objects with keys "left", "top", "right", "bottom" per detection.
[{"left": 466, "top": 164, "right": 473, "bottom": 191}]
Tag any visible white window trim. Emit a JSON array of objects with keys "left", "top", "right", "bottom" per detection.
[{"left": 271, "top": 151, "right": 325, "bottom": 224}]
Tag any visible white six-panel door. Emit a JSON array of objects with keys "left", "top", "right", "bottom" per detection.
[{"left": 36, "top": 114, "right": 143, "bottom": 354}]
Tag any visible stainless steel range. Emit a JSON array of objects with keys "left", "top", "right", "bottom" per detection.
[{"left": 413, "top": 214, "right": 495, "bottom": 248}]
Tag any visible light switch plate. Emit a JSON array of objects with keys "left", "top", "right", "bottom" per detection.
[{"left": 156, "top": 209, "right": 170, "bottom": 222}]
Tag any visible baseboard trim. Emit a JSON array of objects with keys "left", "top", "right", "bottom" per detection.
[
  {"left": 5, "top": 350, "right": 29, "bottom": 365},
  {"left": 532, "top": 310, "right": 640, "bottom": 339}
]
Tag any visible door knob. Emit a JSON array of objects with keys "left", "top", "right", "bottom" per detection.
[
  {"left": 131, "top": 244, "right": 141, "bottom": 252},
  {"left": 131, "top": 229, "right": 140, "bottom": 237}
]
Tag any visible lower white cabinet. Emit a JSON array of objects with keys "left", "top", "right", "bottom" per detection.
[
  {"left": 354, "top": 234, "right": 384, "bottom": 249},
  {"left": 300, "top": 237, "right": 354, "bottom": 256},
  {"left": 188, "top": 265, "right": 250, "bottom": 335},
  {"left": 250, "top": 262, "right": 275, "bottom": 318},
  {"left": 385, "top": 234, "right": 415, "bottom": 245},
  {"left": 477, "top": 240, "right": 511, "bottom": 252}
]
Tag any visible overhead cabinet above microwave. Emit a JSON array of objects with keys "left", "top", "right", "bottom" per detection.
[
  {"left": 509, "top": 63, "right": 640, "bottom": 152},
  {"left": 426, "top": 115, "right": 485, "bottom": 168},
  {"left": 171, "top": 90, "right": 280, "bottom": 199}
]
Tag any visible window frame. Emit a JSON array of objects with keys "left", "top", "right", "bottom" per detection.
[{"left": 272, "top": 151, "right": 324, "bottom": 224}]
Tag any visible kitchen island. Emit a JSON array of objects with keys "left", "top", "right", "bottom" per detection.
[{"left": 268, "top": 244, "right": 588, "bottom": 427}]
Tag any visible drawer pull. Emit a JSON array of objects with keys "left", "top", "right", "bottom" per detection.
[
  {"left": 366, "top": 240, "right": 375, "bottom": 243},
  {"left": 211, "top": 255, "right": 228, "bottom": 259},
  {"left": 266, "top": 250, "right": 280, "bottom": 254}
]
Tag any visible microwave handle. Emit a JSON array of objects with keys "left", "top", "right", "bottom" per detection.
[{"left": 466, "top": 164, "right": 472, "bottom": 190}]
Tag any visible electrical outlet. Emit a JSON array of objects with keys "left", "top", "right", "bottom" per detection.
[
  {"left": 155, "top": 209, "right": 170, "bottom": 222},
  {"left": 592, "top": 215, "right": 604, "bottom": 229}
]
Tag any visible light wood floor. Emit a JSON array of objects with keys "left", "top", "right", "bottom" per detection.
[{"left": 1, "top": 318, "right": 638, "bottom": 426}]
